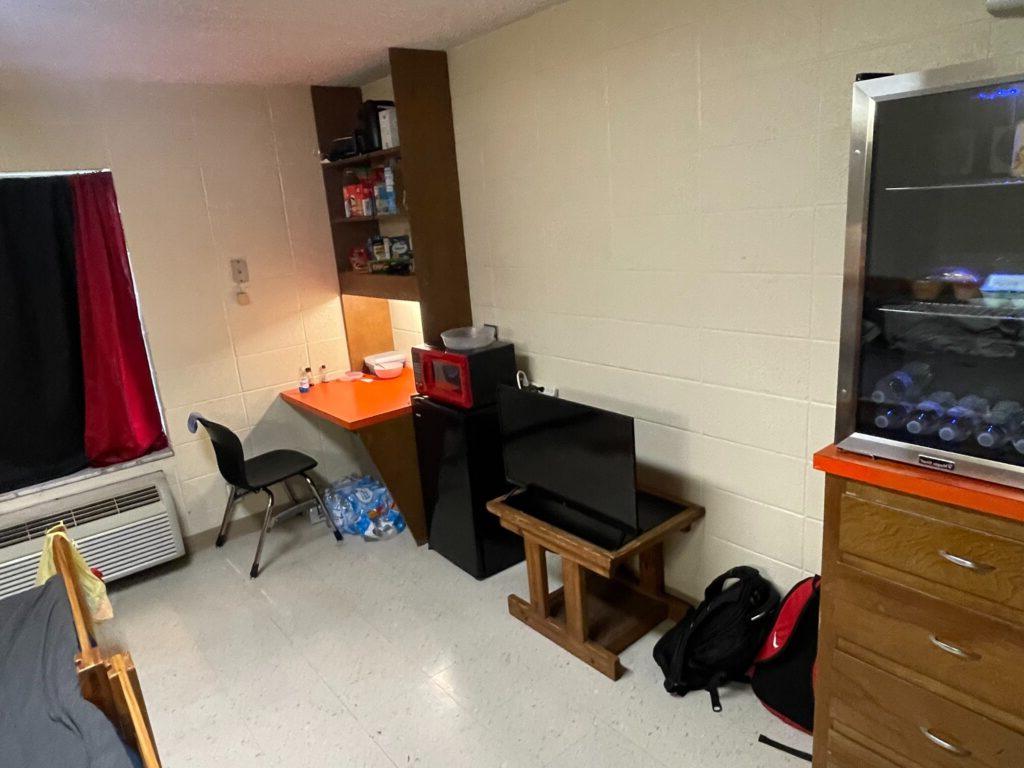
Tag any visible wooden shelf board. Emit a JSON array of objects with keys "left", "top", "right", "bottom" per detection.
[
  {"left": 331, "top": 213, "right": 407, "bottom": 225},
  {"left": 321, "top": 146, "right": 401, "bottom": 168},
  {"left": 338, "top": 271, "right": 419, "bottom": 301}
]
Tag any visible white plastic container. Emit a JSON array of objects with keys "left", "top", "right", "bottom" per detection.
[
  {"left": 371, "top": 361, "right": 404, "bottom": 379},
  {"left": 441, "top": 325, "right": 496, "bottom": 351},
  {"left": 363, "top": 351, "right": 407, "bottom": 379}
]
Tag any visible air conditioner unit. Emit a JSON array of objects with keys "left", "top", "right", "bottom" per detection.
[{"left": 0, "top": 471, "right": 184, "bottom": 601}]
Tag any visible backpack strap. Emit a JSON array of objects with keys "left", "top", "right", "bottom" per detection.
[
  {"left": 703, "top": 565, "right": 760, "bottom": 602},
  {"left": 707, "top": 670, "right": 726, "bottom": 712}
]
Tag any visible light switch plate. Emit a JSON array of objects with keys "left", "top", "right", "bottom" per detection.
[{"left": 230, "top": 258, "right": 249, "bottom": 283}]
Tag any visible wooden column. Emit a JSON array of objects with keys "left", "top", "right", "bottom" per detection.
[
  {"left": 389, "top": 48, "right": 471, "bottom": 344},
  {"left": 639, "top": 542, "right": 665, "bottom": 593},
  {"left": 563, "top": 560, "right": 588, "bottom": 643},
  {"left": 525, "top": 540, "right": 550, "bottom": 617}
]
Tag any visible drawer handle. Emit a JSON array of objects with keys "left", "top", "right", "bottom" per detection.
[
  {"left": 920, "top": 727, "right": 971, "bottom": 757},
  {"left": 929, "top": 634, "right": 980, "bottom": 661},
  {"left": 938, "top": 549, "right": 994, "bottom": 573}
]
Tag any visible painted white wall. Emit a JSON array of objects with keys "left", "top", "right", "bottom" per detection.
[
  {"left": 0, "top": 77, "right": 367, "bottom": 537},
  {"left": 390, "top": 300, "right": 425, "bottom": 362},
  {"left": 445, "top": 0, "right": 1024, "bottom": 596}
]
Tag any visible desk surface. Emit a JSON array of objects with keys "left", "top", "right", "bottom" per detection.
[
  {"left": 814, "top": 444, "right": 1024, "bottom": 525},
  {"left": 280, "top": 368, "right": 417, "bottom": 430}
]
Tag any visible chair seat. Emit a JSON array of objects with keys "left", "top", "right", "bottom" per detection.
[{"left": 243, "top": 449, "right": 317, "bottom": 490}]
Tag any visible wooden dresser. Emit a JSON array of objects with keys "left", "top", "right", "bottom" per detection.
[{"left": 812, "top": 445, "right": 1024, "bottom": 768}]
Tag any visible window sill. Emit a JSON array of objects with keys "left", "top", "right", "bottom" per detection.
[{"left": 0, "top": 447, "right": 175, "bottom": 504}]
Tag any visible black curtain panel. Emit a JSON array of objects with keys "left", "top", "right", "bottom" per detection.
[{"left": 0, "top": 177, "right": 88, "bottom": 492}]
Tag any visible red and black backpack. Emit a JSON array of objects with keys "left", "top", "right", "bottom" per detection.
[{"left": 750, "top": 575, "right": 821, "bottom": 733}]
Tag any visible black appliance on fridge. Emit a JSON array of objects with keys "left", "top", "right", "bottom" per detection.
[{"left": 411, "top": 341, "right": 523, "bottom": 579}]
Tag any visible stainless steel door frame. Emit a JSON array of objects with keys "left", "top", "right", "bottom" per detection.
[{"left": 834, "top": 59, "right": 1024, "bottom": 489}]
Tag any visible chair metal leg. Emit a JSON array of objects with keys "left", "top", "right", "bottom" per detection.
[
  {"left": 215, "top": 486, "right": 238, "bottom": 548},
  {"left": 302, "top": 472, "right": 342, "bottom": 541},
  {"left": 250, "top": 489, "right": 275, "bottom": 579}
]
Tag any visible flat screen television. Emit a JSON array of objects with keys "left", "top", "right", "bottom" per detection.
[{"left": 497, "top": 385, "right": 639, "bottom": 536}]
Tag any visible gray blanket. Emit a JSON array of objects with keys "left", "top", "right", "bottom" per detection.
[{"left": 0, "top": 577, "right": 134, "bottom": 768}]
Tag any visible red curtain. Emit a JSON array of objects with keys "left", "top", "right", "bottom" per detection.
[{"left": 70, "top": 172, "right": 167, "bottom": 466}]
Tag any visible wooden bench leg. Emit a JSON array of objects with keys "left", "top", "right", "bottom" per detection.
[
  {"left": 524, "top": 539, "right": 550, "bottom": 617},
  {"left": 639, "top": 542, "right": 665, "bottom": 594},
  {"left": 563, "top": 559, "right": 588, "bottom": 643}
]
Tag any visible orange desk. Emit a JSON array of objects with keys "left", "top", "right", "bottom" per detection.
[
  {"left": 281, "top": 369, "right": 427, "bottom": 542},
  {"left": 281, "top": 368, "right": 417, "bottom": 430},
  {"left": 814, "top": 444, "right": 1024, "bottom": 525}
]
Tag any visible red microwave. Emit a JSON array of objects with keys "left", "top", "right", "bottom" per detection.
[{"left": 411, "top": 342, "right": 516, "bottom": 409}]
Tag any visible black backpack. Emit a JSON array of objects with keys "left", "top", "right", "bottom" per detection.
[{"left": 653, "top": 566, "right": 780, "bottom": 712}]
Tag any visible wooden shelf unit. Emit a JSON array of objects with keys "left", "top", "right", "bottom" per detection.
[
  {"left": 321, "top": 146, "right": 401, "bottom": 168},
  {"left": 331, "top": 213, "right": 408, "bottom": 225},
  {"left": 338, "top": 272, "right": 419, "bottom": 302},
  {"left": 310, "top": 48, "right": 472, "bottom": 347}
]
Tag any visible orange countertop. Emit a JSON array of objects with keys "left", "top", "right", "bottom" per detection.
[
  {"left": 814, "top": 444, "right": 1024, "bottom": 525},
  {"left": 280, "top": 368, "right": 417, "bottom": 430}
]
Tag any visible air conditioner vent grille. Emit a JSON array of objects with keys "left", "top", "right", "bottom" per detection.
[{"left": 0, "top": 485, "right": 161, "bottom": 549}]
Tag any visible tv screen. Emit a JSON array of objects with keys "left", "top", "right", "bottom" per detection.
[{"left": 497, "top": 386, "right": 637, "bottom": 531}]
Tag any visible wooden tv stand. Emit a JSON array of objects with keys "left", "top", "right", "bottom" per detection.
[{"left": 486, "top": 491, "right": 703, "bottom": 680}]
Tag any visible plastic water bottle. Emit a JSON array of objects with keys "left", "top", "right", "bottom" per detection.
[
  {"left": 905, "top": 392, "right": 956, "bottom": 436},
  {"left": 298, "top": 368, "right": 311, "bottom": 393},
  {"left": 938, "top": 395, "right": 989, "bottom": 444},
  {"left": 874, "top": 403, "right": 912, "bottom": 430},
  {"left": 977, "top": 400, "right": 1023, "bottom": 449},
  {"left": 871, "top": 362, "right": 933, "bottom": 404},
  {"left": 1012, "top": 416, "right": 1024, "bottom": 456}
]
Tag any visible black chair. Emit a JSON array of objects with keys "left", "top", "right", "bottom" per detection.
[{"left": 193, "top": 417, "right": 342, "bottom": 578}]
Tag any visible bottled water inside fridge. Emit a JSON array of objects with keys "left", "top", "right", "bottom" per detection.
[
  {"left": 938, "top": 395, "right": 990, "bottom": 444},
  {"left": 977, "top": 400, "right": 1023, "bottom": 449},
  {"left": 871, "top": 362, "right": 933, "bottom": 404},
  {"left": 905, "top": 392, "right": 956, "bottom": 436}
]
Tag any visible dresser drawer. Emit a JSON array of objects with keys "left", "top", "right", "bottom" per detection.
[
  {"left": 838, "top": 488, "right": 1024, "bottom": 615},
  {"left": 826, "top": 729, "right": 921, "bottom": 768},
  {"left": 831, "top": 650, "right": 1024, "bottom": 768},
  {"left": 831, "top": 571, "right": 1024, "bottom": 725}
]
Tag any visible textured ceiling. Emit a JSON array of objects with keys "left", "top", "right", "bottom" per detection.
[{"left": 0, "top": 0, "right": 559, "bottom": 85}]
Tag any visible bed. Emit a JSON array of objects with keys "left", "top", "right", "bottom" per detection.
[{"left": 0, "top": 535, "right": 160, "bottom": 767}]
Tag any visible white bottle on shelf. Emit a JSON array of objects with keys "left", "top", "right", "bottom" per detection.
[
  {"left": 979, "top": 400, "right": 1024, "bottom": 449},
  {"left": 905, "top": 391, "right": 956, "bottom": 436},
  {"left": 871, "top": 362, "right": 933, "bottom": 404},
  {"left": 938, "top": 395, "right": 990, "bottom": 444},
  {"left": 298, "top": 368, "right": 311, "bottom": 393},
  {"left": 874, "top": 403, "right": 912, "bottom": 430}
]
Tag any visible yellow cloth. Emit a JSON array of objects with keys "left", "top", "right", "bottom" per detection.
[{"left": 35, "top": 524, "right": 113, "bottom": 622}]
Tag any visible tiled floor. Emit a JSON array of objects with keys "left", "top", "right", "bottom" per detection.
[{"left": 107, "top": 516, "right": 812, "bottom": 767}]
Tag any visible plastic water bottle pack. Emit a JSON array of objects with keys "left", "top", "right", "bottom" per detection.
[{"left": 323, "top": 475, "right": 406, "bottom": 541}]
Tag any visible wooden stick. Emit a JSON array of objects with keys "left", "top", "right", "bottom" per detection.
[
  {"left": 52, "top": 533, "right": 95, "bottom": 658},
  {"left": 108, "top": 653, "right": 161, "bottom": 768}
]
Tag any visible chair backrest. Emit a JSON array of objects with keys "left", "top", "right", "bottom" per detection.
[{"left": 196, "top": 418, "right": 249, "bottom": 488}]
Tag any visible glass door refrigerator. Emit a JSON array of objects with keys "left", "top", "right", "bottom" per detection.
[{"left": 837, "top": 61, "right": 1024, "bottom": 488}]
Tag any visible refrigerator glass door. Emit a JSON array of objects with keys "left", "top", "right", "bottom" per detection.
[{"left": 838, "top": 62, "right": 1024, "bottom": 486}]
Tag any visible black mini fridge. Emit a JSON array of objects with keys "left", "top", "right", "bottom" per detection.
[{"left": 412, "top": 395, "right": 523, "bottom": 578}]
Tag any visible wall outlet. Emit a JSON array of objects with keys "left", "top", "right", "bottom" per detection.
[{"left": 230, "top": 258, "right": 249, "bottom": 283}]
